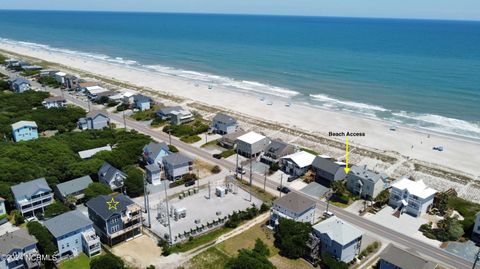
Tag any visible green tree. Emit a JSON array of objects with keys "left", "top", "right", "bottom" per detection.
[
  {"left": 374, "top": 189, "right": 390, "bottom": 207},
  {"left": 90, "top": 253, "right": 125, "bottom": 269},
  {"left": 436, "top": 216, "right": 464, "bottom": 241},
  {"left": 84, "top": 182, "right": 113, "bottom": 200},
  {"left": 225, "top": 247, "right": 275, "bottom": 269},
  {"left": 320, "top": 253, "right": 349, "bottom": 269},
  {"left": 27, "top": 221, "right": 58, "bottom": 255},
  {"left": 274, "top": 218, "right": 311, "bottom": 259},
  {"left": 433, "top": 192, "right": 450, "bottom": 215},
  {"left": 44, "top": 200, "right": 70, "bottom": 218},
  {"left": 124, "top": 165, "right": 144, "bottom": 198},
  {"left": 253, "top": 238, "right": 270, "bottom": 257},
  {"left": 331, "top": 181, "right": 346, "bottom": 195}
]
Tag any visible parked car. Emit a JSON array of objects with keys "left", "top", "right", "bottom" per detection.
[
  {"left": 236, "top": 167, "right": 246, "bottom": 175},
  {"left": 323, "top": 211, "right": 335, "bottom": 218},
  {"left": 433, "top": 146, "right": 444, "bottom": 151},
  {"left": 276, "top": 186, "right": 291, "bottom": 194},
  {"left": 184, "top": 180, "right": 195, "bottom": 187}
]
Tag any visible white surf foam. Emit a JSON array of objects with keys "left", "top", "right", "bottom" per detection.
[{"left": 310, "top": 93, "right": 389, "bottom": 112}]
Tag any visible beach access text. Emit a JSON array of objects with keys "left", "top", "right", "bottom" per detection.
[{"left": 328, "top": 131, "right": 365, "bottom": 137}]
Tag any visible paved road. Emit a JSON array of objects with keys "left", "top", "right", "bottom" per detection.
[{"left": 16, "top": 73, "right": 474, "bottom": 269}]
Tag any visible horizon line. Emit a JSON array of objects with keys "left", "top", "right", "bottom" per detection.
[{"left": 0, "top": 8, "right": 479, "bottom": 23}]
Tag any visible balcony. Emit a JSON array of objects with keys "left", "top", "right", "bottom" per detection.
[
  {"left": 18, "top": 193, "right": 53, "bottom": 206},
  {"left": 109, "top": 222, "right": 142, "bottom": 238}
]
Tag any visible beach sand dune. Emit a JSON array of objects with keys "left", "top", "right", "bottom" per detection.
[{"left": 1, "top": 42, "right": 479, "bottom": 178}]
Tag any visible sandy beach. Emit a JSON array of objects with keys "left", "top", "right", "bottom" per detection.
[{"left": 1, "top": 41, "right": 479, "bottom": 178}]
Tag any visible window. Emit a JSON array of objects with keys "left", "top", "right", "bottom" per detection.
[{"left": 75, "top": 239, "right": 78, "bottom": 244}]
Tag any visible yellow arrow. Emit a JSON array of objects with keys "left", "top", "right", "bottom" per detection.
[{"left": 344, "top": 136, "right": 350, "bottom": 174}]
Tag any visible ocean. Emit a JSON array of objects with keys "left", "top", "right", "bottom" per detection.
[{"left": 0, "top": 10, "right": 479, "bottom": 138}]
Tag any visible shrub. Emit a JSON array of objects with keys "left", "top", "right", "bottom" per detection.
[
  {"left": 168, "top": 144, "right": 179, "bottom": 153},
  {"left": 211, "top": 165, "right": 221, "bottom": 174},
  {"left": 90, "top": 253, "right": 125, "bottom": 269}
]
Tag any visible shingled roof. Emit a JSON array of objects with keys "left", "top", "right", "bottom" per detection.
[{"left": 274, "top": 192, "right": 316, "bottom": 214}]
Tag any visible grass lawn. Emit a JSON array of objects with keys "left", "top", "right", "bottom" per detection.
[
  {"left": 237, "top": 179, "right": 275, "bottom": 203},
  {"left": 187, "top": 247, "right": 230, "bottom": 269},
  {"left": 300, "top": 147, "right": 319, "bottom": 156},
  {"left": 170, "top": 227, "right": 233, "bottom": 253},
  {"left": 217, "top": 223, "right": 277, "bottom": 256},
  {"left": 201, "top": 139, "right": 219, "bottom": 148},
  {"left": 181, "top": 135, "right": 202, "bottom": 143},
  {"left": 448, "top": 196, "right": 480, "bottom": 233},
  {"left": 58, "top": 253, "right": 90, "bottom": 269},
  {"left": 219, "top": 149, "right": 235, "bottom": 158}
]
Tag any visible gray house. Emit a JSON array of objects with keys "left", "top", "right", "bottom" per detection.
[
  {"left": 260, "top": 139, "right": 295, "bottom": 165},
  {"left": 156, "top": 106, "right": 194, "bottom": 125},
  {"left": 211, "top": 113, "right": 238, "bottom": 135},
  {"left": 132, "top": 94, "right": 151, "bottom": 111},
  {"left": 11, "top": 178, "right": 54, "bottom": 217},
  {"left": 312, "top": 155, "right": 347, "bottom": 184},
  {"left": 54, "top": 175, "right": 93, "bottom": 204},
  {"left": 378, "top": 244, "right": 438, "bottom": 269},
  {"left": 0, "top": 229, "right": 40, "bottom": 269},
  {"left": 77, "top": 110, "right": 110, "bottom": 130},
  {"left": 44, "top": 210, "right": 101, "bottom": 259},
  {"left": 162, "top": 153, "right": 194, "bottom": 181},
  {"left": 42, "top": 96, "right": 67, "bottom": 109},
  {"left": 86, "top": 194, "right": 142, "bottom": 246},
  {"left": 309, "top": 216, "right": 363, "bottom": 263},
  {"left": 98, "top": 162, "right": 127, "bottom": 191},
  {"left": 145, "top": 163, "right": 161, "bottom": 186},
  {"left": 346, "top": 165, "right": 388, "bottom": 199},
  {"left": 9, "top": 78, "right": 31, "bottom": 93},
  {"left": 235, "top": 131, "right": 270, "bottom": 158},
  {"left": 142, "top": 142, "right": 171, "bottom": 165}
]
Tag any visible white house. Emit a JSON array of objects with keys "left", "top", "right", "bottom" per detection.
[
  {"left": 146, "top": 163, "right": 162, "bottom": 185},
  {"left": 389, "top": 178, "right": 437, "bottom": 217},
  {"left": 54, "top": 72, "right": 67, "bottom": 84},
  {"left": 309, "top": 216, "right": 363, "bottom": 263},
  {"left": 269, "top": 192, "right": 316, "bottom": 227},
  {"left": 235, "top": 131, "right": 270, "bottom": 158},
  {"left": 42, "top": 96, "right": 67, "bottom": 109},
  {"left": 84, "top": 86, "right": 110, "bottom": 99},
  {"left": 156, "top": 106, "right": 194, "bottom": 125},
  {"left": 280, "top": 151, "right": 316, "bottom": 178},
  {"left": 211, "top": 113, "right": 238, "bottom": 135},
  {"left": 0, "top": 197, "right": 6, "bottom": 218}
]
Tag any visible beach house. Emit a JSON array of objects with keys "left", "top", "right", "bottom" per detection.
[
  {"left": 142, "top": 142, "right": 171, "bottom": 165},
  {"left": 346, "top": 165, "right": 388, "bottom": 199},
  {"left": 145, "top": 163, "right": 162, "bottom": 185},
  {"left": 44, "top": 210, "right": 101, "bottom": 259},
  {"left": 260, "top": 139, "right": 295, "bottom": 165},
  {"left": 211, "top": 113, "right": 238, "bottom": 135},
  {"left": 473, "top": 212, "right": 480, "bottom": 242},
  {"left": 54, "top": 71, "right": 67, "bottom": 85},
  {"left": 98, "top": 162, "right": 126, "bottom": 191},
  {"left": 132, "top": 94, "right": 151, "bottom": 111},
  {"left": 162, "top": 153, "right": 194, "bottom": 181},
  {"left": 86, "top": 194, "right": 142, "bottom": 246},
  {"left": 77, "top": 110, "right": 110, "bottom": 130},
  {"left": 378, "top": 244, "right": 438, "bottom": 269},
  {"left": 269, "top": 192, "right": 316, "bottom": 227},
  {"left": 84, "top": 85, "right": 110, "bottom": 99},
  {"left": 77, "top": 81, "right": 98, "bottom": 92},
  {"left": 235, "top": 131, "right": 270, "bottom": 158},
  {"left": 280, "top": 151, "right": 316, "bottom": 178},
  {"left": 388, "top": 178, "right": 437, "bottom": 217},
  {"left": 0, "top": 229, "right": 40, "bottom": 269},
  {"left": 11, "top": 121, "right": 39, "bottom": 142},
  {"left": 9, "top": 78, "right": 31, "bottom": 93},
  {"left": 219, "top": 129, "right": 247, "bottom": 148},
  {"left": 312, "top": 155, "right": 347, "bottom": 185},
  {"left": 308, "top": 216, "right": 363, "bottom": 263},
  {"left": 78, "top": 145, "right": 112, "bottom": 159},
  {"left": 11, "top": 177, "right": 54, "bottom": 217},
  {"left": 42, "top": 96, "right": 67, "bottom": 109},
  {"left": 156, "top": 106, "right": 194, "bottom": 125},
  {"left": 54, "top": 175, "right": 93, "bottom": 204}
]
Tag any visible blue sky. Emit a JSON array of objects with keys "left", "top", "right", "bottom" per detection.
[{"left": 1, "top": 0, "right": 480, "bottom": 21}]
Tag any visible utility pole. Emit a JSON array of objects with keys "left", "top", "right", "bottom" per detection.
[
  {"left": 235, "top": 148, "right": 239, "bottom": 178},
  {"left": 208, "top": 181, "right": 211, "bottom": 199},
  {"left": 326, "top": 191, "right": 332, "bottom": 214},
  {"left": 168, "top": 129, "right": 172, "bottom": 145},
  {"left": 197, "top": 169, "right": 200, "bottom": 189},
  {"left": 122, "top": 109, "right": 127, "bottom": 129},
  {"left": 279, "top": 174, "right": 283, "bottom": 197},
  {"left": 473, "top": 246, "right": 480, "bottom": 269},
  {"left": 264, "top": 167, "right": 267, "bottom": 192},
  {"left": 87, "top": 99, "right": 91, "bottom": 112},
  {"left": 205, "top": 132, "right": 208, "bottom": 145},
  {"left": 249, "top": 157, "right": 253, "bottom": 202},
  {"left": 143, "top": 174, "right": 151, "bottom": 228},
  {"left": 163, "top": 182, "right": 172, "bottom": 245}
]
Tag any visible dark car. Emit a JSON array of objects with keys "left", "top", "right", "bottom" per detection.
[
  {"left": 276, "top": 186, "right": 291, "bottom": 194},
  {"left": 184, "top": 180, "right": 195, "bottom": 187}
]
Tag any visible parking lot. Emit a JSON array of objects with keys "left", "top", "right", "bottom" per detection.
[{"left": 147, "top": 182, "right": 262, "bottom": 244}]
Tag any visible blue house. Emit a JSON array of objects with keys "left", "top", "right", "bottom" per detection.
[
  {"left": 133, "top": 94, "right": 151, "bottom": 111},
  {"left": 98, "top": 162, "right": 126, "bottom": 191},
  {"left": 44, "top": 210, "right": 101, "bottom": 259},
  {"left": 142, "top": 142, "right": 171, "bottom": 165},
  {"left": 9, "top": 78, "right": 31, "bottom": 93},
  {"left": 11, "top": 177, "right": 54, "bottom": 218},
  {"left": 309, "top": 216, "right": 363, "bottom": 263},
  {"left": 11, "top": 121, "right": 39, "bottom": 142},
  {"left": 0, "top": 229, "right": 40, "bottom": 269},
  {"left": 77, "top": 110, "right": 110, "bottom": 130},
  {"left": 86, "top": 194, "right": 142, "bottom": 246},
  {"left": 211, "top": 113, "right": 238, "bottom": 135}
]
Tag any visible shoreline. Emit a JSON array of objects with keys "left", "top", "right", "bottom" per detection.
[{"left": 1, "top": 42, "right": 479, "bottom": 178}]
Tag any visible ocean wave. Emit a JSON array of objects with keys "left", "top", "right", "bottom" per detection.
[
  {"left": 392, "top": 111, "right": 480, "bottom": 138},
  {"left": 309, "top": 93, "right": 389, "bottom": 112}
]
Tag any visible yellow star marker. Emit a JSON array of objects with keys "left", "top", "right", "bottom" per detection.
[{"left": 107, "top": 197, "right": 119, "bottom": 210}]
